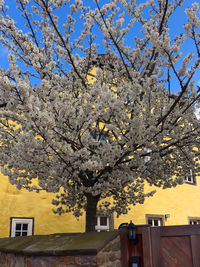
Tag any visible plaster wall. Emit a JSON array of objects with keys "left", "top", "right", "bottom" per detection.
[
  {"left": 0, "top": 170, "right": 200, "bottom": 237},
  {"left": 0, "top": 172, "right": 85, "bottom": 237},
  {"left": 115, "top": 177, "right": 200, "bottom": 227}
]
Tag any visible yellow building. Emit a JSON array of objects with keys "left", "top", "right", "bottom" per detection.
[
  {"left": 0, "top": 169, "right": 199, "bottom": 238},
  {"left": 0, "top": 60, "right": 199, "bottom": 238}
]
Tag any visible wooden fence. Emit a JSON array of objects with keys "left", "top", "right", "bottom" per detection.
[{"left": 120, "top": 224, "right": 200, "bottom": 267}]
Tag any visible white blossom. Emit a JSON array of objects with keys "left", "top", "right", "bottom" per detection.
[{"left": 0, "top": 0, "right": 199, "bottom": 231}]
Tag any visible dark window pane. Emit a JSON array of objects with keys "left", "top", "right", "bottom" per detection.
[
  {"left": 190, "top": 220, "right": 200, "bottom": 224},
  {"left": 22, "top": 224, "right": 28, "bottom": 230},
  {"left": 148, "top": 219, "right": 152, "bottom": 225},
  {"left": 100, "top": 217, "right": 107, "bottom": 226},
  {"left": 22, "top": 232, "right": 27, "bottom": 236},
  {"left": 16, "top": 224, "right": 21, "bottom": 231},
  {"left": 15, "top": 231, "right": 21, "bottom": 236},
  {"left": 154, "top": 220, "right": 159, "bottom": 226}
]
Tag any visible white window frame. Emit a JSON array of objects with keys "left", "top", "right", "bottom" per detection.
[
  {"left": 188, "top": 217, "right": 200, "bottom": 225},
  {"left": 185, "top": 169, "right": 195, "bottom": 184},
  {"left": 10, "top": 217, "right": 34, "bottom": 237},
  {"left": 95, "top": 216, "right": 109, "bottom": 232},
  {"left": 190, "top": 220, "right": 200, "bottom": 225},
  {"left": 146, "top": 214, "right": 164, "bottom": 227},
  {"left": 148, "top": 218, "right": 162, "bottom": 226}
]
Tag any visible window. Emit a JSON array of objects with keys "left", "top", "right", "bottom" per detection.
[
  {"left": 188, "top": 217, "right": 200, "bottom": 225},
  {"left": 185, "top": 169, "right": 196, "bottom": 185},
  {"left": 143, "top": 148, "right": 152, "bottom": 163},
  {"left": 146, "top": 214, "right": 164, "bottom": 226},
  {"left": 10, "top": 217, "right": 34, "bottom": 237},
  {"left": 95, "top": 216, "right": 110, "bottom": 232}
]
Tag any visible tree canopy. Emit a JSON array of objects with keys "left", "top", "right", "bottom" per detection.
[{"left": 0, "top": 0, "right": 199, "bottom": 231}]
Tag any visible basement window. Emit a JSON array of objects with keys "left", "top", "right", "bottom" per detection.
[
  {"left": 185, "top": 169, "right": 196, "bottom": 185},
  {"left": 10, "top": 217, "right": 34, "bottom": 237},
  {"left": 146, "top": 214, "right": 164, "bottom": 226},
  {"left": 95, "top": 216, "right": 109, "bottom": 232},
  {"left": 189, "top": 217, "right": 200, "bottom": 225}
]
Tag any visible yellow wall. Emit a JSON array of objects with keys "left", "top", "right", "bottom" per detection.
[
  {"left": 115, "top": 176, "right": 200, "bottom": 227},
  {"left": 0, "top": 172, "right": 85, "bottom": 237},
  {"left": 0, "top": 169, "right": 200, "bottom": 237}
]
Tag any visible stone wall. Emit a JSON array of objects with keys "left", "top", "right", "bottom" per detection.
[{"left": 0, "top": 232, "right": 121, "bottom": 267}]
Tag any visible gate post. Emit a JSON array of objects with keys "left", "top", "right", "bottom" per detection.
[
  {"left": 120, "top": 225, "right": 152, "bottom": 267},
  {"left": 120, "top": 227, "right": 129, "bottom": 267},
  {"left": 142, "top": 226, "right": 153, "bottom": 267},
  {"left": 150, "top": 226, "right": 161, "bottom": 267}
]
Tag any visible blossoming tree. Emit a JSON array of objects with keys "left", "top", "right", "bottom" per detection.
[{"left": 0, "top": 0, "right": 199, "bottom": 231}]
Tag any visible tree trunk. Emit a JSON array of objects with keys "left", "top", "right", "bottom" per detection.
[{"left": 85, "top": 193, "right": 100, "bottom": 232}]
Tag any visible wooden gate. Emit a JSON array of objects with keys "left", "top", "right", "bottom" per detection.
[{"left": 120, "top": 224, "right": 200, "bottom": 267}]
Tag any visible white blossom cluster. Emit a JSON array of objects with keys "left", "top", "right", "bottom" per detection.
[{"left": 0, "top": 0, "right": 199, "bottom": 230}]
